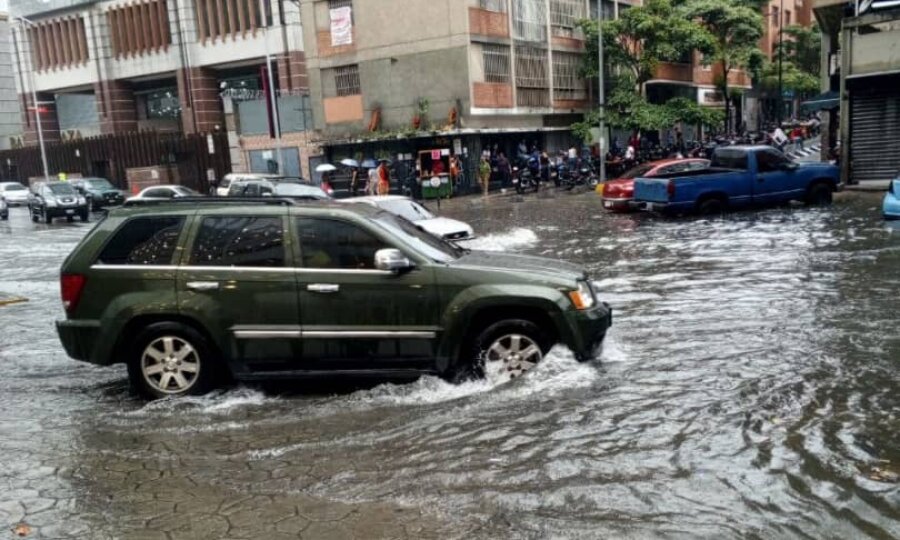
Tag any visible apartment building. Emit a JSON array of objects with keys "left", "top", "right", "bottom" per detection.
[
  {"left": 8, "top": 0, "right": 312, "bottom": 176},
  {"left": 0, "top": 14, "right": 23, "bottom": 149},
  {"left": 299, "top": 0, "right": 597, "bottom": 166}
]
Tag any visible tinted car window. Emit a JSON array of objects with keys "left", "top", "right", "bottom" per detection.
[
  {"left": 711, "top": 149, "right": 748, "bottom": 170},
  {"left": 97, "top": 217, "right": 185, "bottom": 265},
  {"left": 3, "top": 183, "right": 26, "bottom": 191},
  {"left": 756, "top": 149, "right": 789, "bottom": 173},
  {"left": 190, "top": 216, "right": 285, "bottom": 267},
  {"left": 48, "top": 183, "right": 76, "bottom": 195},
  {"left": 143, "top": 188, "right": 173, "bottom": 198},
  {"left": 296, "top": 218, "right": 387, "bottom": 270}
]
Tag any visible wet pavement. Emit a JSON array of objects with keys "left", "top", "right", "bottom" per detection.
[{"left": 1, "top": 191, "right": 898, "bottom": 539}]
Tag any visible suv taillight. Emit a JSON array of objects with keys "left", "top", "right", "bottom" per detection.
[
  {"left": 667, "top": 180, "right": 676, "bottom": 198},
  {"left": 61, "top": 273, "right": 86, "bottom": 314}
]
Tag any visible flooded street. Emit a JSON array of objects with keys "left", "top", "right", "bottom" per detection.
[{"left": 1, "top": 192, "right": 898, "bottom": 539}]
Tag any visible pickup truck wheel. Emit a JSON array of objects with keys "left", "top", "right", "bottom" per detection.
[
  {"left": 697, "top": 197, "right": 726, "bottom": 216},
  {"left": 458, "top": 319, "right": 551, "bottom": 383},
  {"left": 805, "top": 182, "right": 833, "bottom": 206},
  {"left": 128, "top": 323, "right": 219, "bottom": 399}
]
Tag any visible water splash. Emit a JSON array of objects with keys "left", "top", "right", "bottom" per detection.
[{"left": 459, "top": 227, "right": 538, "bottom": 252}]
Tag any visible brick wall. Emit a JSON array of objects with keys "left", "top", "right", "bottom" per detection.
[
  {"left": 654, "top": 62, "right": 693, "bottom": 83},
  {"left": 95, "top": 80, "right": 138, "bottom": 134},
  {"left": 469, "top": 7, "right": 509, "bottom": 38},
  {"left": 277, "top": 51, "right": 309, "bottom": 92},
  {"left": 317, "top": 30, "right": 356, "bottom": 58},
  {"left": 473, "top": 82, "right": 513, "bottom": 108},
  {"left": 177, "top": 66, "right": 224, "bottom": 134}
]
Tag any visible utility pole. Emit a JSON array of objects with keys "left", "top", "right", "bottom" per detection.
[
  {"left": 263, "top": 33, "right": 284, "bottom": 175},
  {"left": 777, "top": 0, "right": 784, "bottom": 125},
  {"left": 597, "top": 14, "right": 607, "bottom": 183},
  {"left": 15, "top": 17, "right": 51, "bottom": 181}
]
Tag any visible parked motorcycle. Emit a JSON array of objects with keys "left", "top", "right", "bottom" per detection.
[{"left": 512, "top": 165, "right": 539, "bottom": 194}]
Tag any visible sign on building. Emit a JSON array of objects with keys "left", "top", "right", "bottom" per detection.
[{"left": 330, "top": 7, "right": 353, "bottom": 46}]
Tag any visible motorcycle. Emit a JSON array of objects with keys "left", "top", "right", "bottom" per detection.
[{"left": 512, "top": 165, "right": 539, "bottom": 194}]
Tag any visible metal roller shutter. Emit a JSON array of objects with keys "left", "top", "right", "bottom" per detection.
[{"left": 850, "top": 80, "right": 900, "bottom": 183}]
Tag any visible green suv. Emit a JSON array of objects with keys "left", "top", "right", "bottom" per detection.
[{"left": 57, "top": 199, "right": 611, "bottom": 398}]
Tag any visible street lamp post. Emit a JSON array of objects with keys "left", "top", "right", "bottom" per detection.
[
  {"left": 597, "top": 13, "right": 607, "bottom": 184},
  {"left": 15, "top": 16, "right": 51, "bottom": 181},
  {"left": 777, "top": 0, "right": 784, "bottom": 125}
]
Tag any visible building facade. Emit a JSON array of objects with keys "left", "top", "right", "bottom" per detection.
[
  {"left": 815, "top": 0, "right": 900, "bottom": 184},
  {"left": 8, "top": 0, "right": 314, "bottom": 176},
  {"left": 299, "top": 0, "right": 594, "bottom": 163},
  {"left": 0, "top": 14, "right": 23, "bottom": 150}
]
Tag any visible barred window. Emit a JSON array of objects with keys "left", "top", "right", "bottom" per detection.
[
  {"left": 515, "top": 45, "right": 550, "bottom": 107},
  {"left": 479, "top": 0, "right": 507, "bottom": 11},
  {"left": 512, "top": 0, "right": 547, "bottom": 42},
  {"left": 553, "top": 52, "right": 586, "bottom": 101},
  {"left": 483, "top": 44, "right": 511, "bottom": 84},
  {"left": 550, "top": 0, "right": 585, "bottom": 29},
  {"left": 334, "top": 64, "right": 361, "bottom": 96}
]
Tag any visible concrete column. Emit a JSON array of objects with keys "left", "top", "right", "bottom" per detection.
[
  {"left": 178, "top": 66, "right": 223, "bottom": 133},
  {"left": 21, "top": 92, "right": 60, "bottom": 145},
  {"left": 96, "top": 79, "right": 138, "bottom": 134},
  {"left": 276, "top": 51, "right": 309, "bottom": 92}
]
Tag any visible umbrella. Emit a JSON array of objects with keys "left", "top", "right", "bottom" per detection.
[
  {"left": 378, "top": 158, "right": 393, "bottom": 165},
  {"left": 315, "top": 163, "right": 337, "bottom": 173},
  {"left": 361, "top": 159, "right": 377, "bottom": 168},
  {"left": 340, "top": 158, "right": 360, "bottom": 168}
]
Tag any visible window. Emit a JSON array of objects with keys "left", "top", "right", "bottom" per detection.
[
  {"left": 296, "top": 218, "right": 387, "bottom": 270},
  {"left": 711, "top": 149, "right": 749, "bottom": 170},
  {"left": 515, "top": 44, "right": 550, "bottom": 107},
  {"left": 483, "top": 44, "right": 511, "bottom": 84},
  {"left": 143, "top": 188, "right": 175, "bottom": 198},
  {"left": 97, "top": 217, "right": 185, "bottom": 266},
  {"left": 334, "top": 65, "right": 361, "bottom": 97},
  {"left": 756, "top": 149, "right": 789, "bottom": 173},
  {"left": 553, "top": 52, "right": 586, "bottom": 101},
  {"left": 480, "top": 0, "right": 507, "bottom": 12},
  {"left": 784, "top": 10, "right": 791, "bottom": 25},
  {"left": 550, "top": 0, "right": 585, "bottom": 30},
  {"left": 512, "top": 0, "right": 547, "bottom": 42},
  {"left": 139, "top": 88, "right": 181, "bottom": 120},
  {"left": 190, "top": 216, "right": 285, "bottom": 267}
]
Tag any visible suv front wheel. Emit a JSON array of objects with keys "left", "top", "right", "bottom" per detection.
[
  {"left": 459, "top": 319, "right": 552, "bottom": 383},
  {"left": 127, "top": 322, "right": 219, "bottom": 399}
]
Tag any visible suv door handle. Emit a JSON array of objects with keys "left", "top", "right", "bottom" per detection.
[
  {"left": 307, "top": 283, "right": 339, "bottom": 293},
  {"left": 186, "top": 281, "right": 220, "bottom": 291}
]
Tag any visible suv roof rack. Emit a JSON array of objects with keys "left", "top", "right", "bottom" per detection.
[{"left": 124, "top": 197, "right": 299, "bottom": 208}]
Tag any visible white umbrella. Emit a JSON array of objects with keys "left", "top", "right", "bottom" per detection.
[
  {"left": 340, "top": 158, "right": 359, "bottom": 168},
  {"left": 315, "top": 163, "right": 337, "bottom": 173}
]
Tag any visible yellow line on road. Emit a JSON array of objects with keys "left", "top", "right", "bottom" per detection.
[{"left": 0, "top": 297, "right": 28, "bottom": 307}]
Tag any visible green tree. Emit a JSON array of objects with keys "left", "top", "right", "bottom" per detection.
[
  {"left": 780, "top": 23, "right": 821, "bottom": 76},
  {"left": 682, "top": 0, "right": 765, "bottom": 131}
]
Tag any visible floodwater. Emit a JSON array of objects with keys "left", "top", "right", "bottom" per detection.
[{"left": 0, "top": 192, "right": 898, "bottom": 539}]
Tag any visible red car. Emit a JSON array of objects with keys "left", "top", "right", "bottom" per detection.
[{"left": 599, "top": 158, "right": 710, "bottom": 212}]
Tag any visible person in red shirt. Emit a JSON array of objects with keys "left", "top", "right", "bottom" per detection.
[{"left": 377, "top": 161, "right": 391, "bottom": 195}]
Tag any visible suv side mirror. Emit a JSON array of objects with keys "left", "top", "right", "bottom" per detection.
[{"left": 375, "top": 248, "right": 414, "bottom": 274}]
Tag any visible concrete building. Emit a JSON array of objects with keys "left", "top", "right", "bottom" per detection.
[
  {"left": 814, "top": 0, "right": 900, "bottom": 184},
  {"left": 299, "top": 0, "right": 595, "bottom": 167},
  {"left": 8, "top": 0, "right": 313, "bottom": 176},
  {"left": 0, "top": 14, "right": 23, "bottom": 150}
]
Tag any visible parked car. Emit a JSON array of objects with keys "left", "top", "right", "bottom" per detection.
[
  {"left": 884, "top": 177, "right": 900, "bottom": 220},
  {"left": 632, "top": 146, "right": 841, "bottom": 215},
  {"left": 343, "top": 195, "right": 475, "bottom": 241},
  {"left": 56, "top": 199, "right": 611, "bottom": 399},
  {"left": 127, "top": 185, "right": 200, "bottom": 204},
  {"left": 227, "top": 178, "right": 330, "bottom": 200},
  {"left": 0, "top": 197, "right": 7, "bottom": 220},
  {"left": 70, "top": 177, "right": 127, "bottom": 210},
  {"left": 28, "top": 181, "right": 89, "bottom": 223},
  {"left": 598, "top": 158, "right": 710, "bottom": 212},
  {"left": 0, "top": 181, "right": 31, "bottom": 206}
]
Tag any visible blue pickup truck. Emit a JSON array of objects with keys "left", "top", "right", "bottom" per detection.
[{"left": 633, "top": 146, "right": 841, "bottom": 215}]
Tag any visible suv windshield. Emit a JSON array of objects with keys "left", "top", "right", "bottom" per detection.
[
  {"left": 377, "top": 199, "right": 434, "bottom": 221},
  {"left": 48, "top": 183, "right": 76, "bottom": 195},
  {"left": 373, "top": 213, "right": 463, "bottom": 263},
  {"left": 86, "top": 179, "right": 115, "bottom": 190}
]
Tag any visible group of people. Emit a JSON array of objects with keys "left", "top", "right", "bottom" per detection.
[{"left": 348, "top": 160, "right": 392, "bottom": 197}]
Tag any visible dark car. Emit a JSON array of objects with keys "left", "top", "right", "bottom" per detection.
[
  {"left": 0, "top": 197, "right": 8, "bottom": 221},
  {"left": 29, "top": 181, "right": 89, "bottom": 223},
  {"left": 70, "top": 177, "right": 127, "bottom": 211},
  {"left": 56, "top": 199, "right": 612, "bottom": 399}
]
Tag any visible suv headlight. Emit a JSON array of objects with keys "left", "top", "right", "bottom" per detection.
[
  {"left": 77, "top": 196, "right": 86, "bottom": 205},
  {"left": 45, "top": 197, "right": 57, "bottom": 207},
  {"left": 568, "top": 281, "right": 596, "bottom": 310}
]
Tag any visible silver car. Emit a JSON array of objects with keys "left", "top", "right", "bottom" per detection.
[{"left": 0, "top": 182, "right": 31, "bottom": 206}]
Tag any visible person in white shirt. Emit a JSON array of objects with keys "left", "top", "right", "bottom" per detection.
[
  {"left": 624, "top": 145, "right": 635, "bottom": 161},
  {"left": 366, "top": 167, "right": 379, "bottom": 196},
  {"left": 772, "top": 126, "right": 789, "bottom": 151}
]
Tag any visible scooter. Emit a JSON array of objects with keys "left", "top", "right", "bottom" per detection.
[{"left": 512, "top": 165, "right": 539, "bottom": 194}]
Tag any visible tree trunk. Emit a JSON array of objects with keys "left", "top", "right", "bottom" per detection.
[{"left": 722, "top": 61, "right": 730, "bottom": 134}]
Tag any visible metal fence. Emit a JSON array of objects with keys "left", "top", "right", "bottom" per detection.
[
  {"left": 0, "top": 131, "right": 231, "bottom": 192},
  {"left": 482, "top": 44, "right": 512, "bottom": 84}
]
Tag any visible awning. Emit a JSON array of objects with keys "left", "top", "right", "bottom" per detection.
[{"left": 801, "top": 91, "right": 839, "bottom": 113}]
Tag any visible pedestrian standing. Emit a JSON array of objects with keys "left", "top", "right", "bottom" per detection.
[
  {"left": 479, "top": 155, "right": 491, "bottom": 196},
  {"left": 377, "top": 161, "right": 391, "bottom": 195},
  {"left": 449, "top": 155, "right": 460, "bottom": 195},
  {"left": 367, "top": 166, "right": 379, "bottom": 196},
  {"left": 497, "top": 152, "right": 511, "bottom": 188},
  {"left": 350, "top": 166, "right": 360, "bottom": 196}
]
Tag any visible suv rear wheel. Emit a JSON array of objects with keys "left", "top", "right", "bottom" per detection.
[
  {"left": 458, "top": 319, "right": 552, "bottom": 383},
  {"left": 127, "top": 322, "right": 218, "bottom": 399}
]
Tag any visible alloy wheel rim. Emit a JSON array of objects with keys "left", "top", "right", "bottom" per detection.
[
  {"left": 484, "top": 333, "right": 542, "bottom": 380},
  {"left": 141, "top": 336, "right": 200, "bottom": 394}
]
